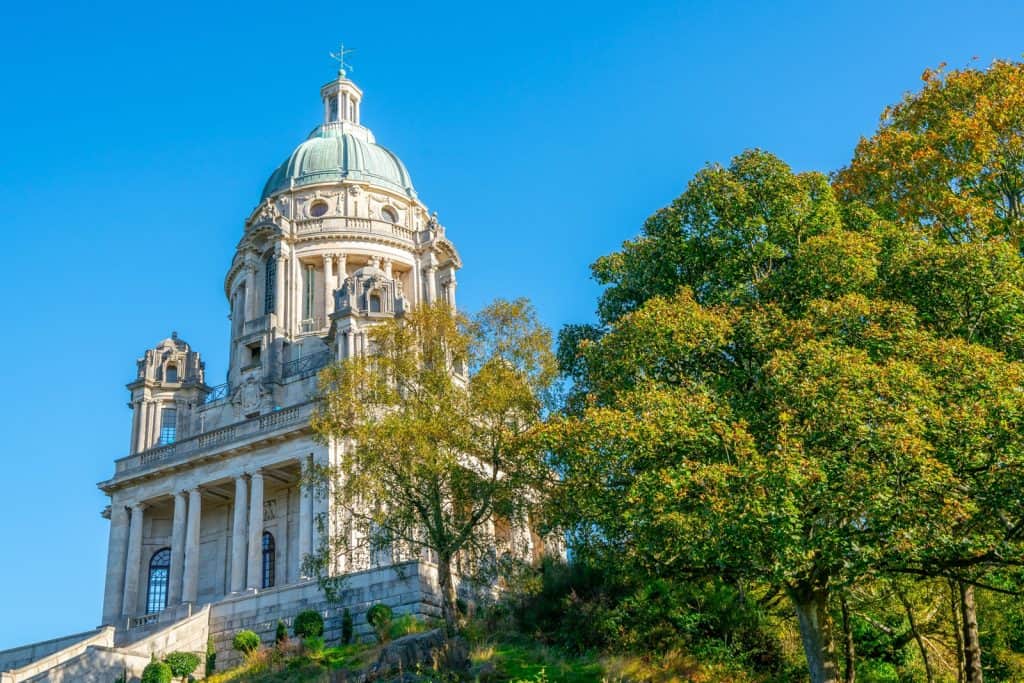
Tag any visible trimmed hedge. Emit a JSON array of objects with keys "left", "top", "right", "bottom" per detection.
[
  {"left": 232, "top": 629, "right": 261, "bottom": 654},
  {"left": 293, "top": 610, "right": 325, "bottom": 638}
]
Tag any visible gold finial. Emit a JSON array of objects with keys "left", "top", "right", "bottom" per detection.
[{"left": 329, "top": 43, "right": 355, "bottom": 78}]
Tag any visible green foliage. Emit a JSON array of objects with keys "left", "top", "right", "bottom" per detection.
[
  {"left": 835, "top": 59, "right": 1024, "bottom": 248},
  {"left": 302, "top": 635, "right": 325, "bottom": 655},
  {"left": 340, "top": 608, "right": 353, "bottom": 645},
  {"left": 366, "top": 603, "right": 393, "bottom": 643},
  {"left": 232, "top": 630, "right": 260, "bottom": 655},
  {"left": 274, "top": 619, "right": 288, "bottom": 645},
  {"left": 205, "top": 635, "right": 216, "bottom": 675},
  {"left": 312, "top": 300, "right": 557, "bottom": 632},
  {"left": 550, "top": 145, "right": 1024, "bottom": 681},
  {"left": 140, "top": 660, "right": 172, "bottom": 683},
  {"left": 293, "top": 610, "right": 324, "bottom": 639},
  {"left": 387, "top": 614, "right": 431, "bottom": 640},
  {"left": 163, "top": 651, "right": 200, "bottom": 681},
  {"left": 505, "top": 558, "right": 782, "bottom": 673}
]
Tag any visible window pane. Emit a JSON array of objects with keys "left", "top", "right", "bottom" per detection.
[{"left": 159, "top": 408, "right": 177, "bottom": 445}]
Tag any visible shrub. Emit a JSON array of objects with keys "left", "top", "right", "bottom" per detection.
[
  {"left": 232, "top": 629, "right": 261, "bottom": 655},
  {"left": 367, "top": 603, "right": 394, "bottom": 643},
  {"left": 388, "top": 613, "right": 430, "bottom": 640},
  {"left": 141, "top": 660, "right": 172, "bottom": 683},
  {"left": 341, "top": 607, "right": 354, "bottom": 645},
  {"left": 275, "top": 619, "right": 288, "bottom": 645},
  {"left": 163, "top": 651, "right": 200, "bottom": 682},
  {"left": 205, "top": 635, "right": 216, "bottom": 675},
  {"left": 293, "top": 610, "right": 325, "bottom": 638},
  {"left": 303, "top": 635, "right": 325, "bottom": 655}
]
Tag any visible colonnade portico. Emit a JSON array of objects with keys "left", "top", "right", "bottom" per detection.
[{"left": 103, "top": 459, "right": 319, "bottom": 624}]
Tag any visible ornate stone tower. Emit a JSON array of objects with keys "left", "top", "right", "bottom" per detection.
[
  {"left": 219, "top": 61, "right": 461, "bottom": 422},
  {"left": 126, "top": 333, "right": 209, "bottom": 454}
]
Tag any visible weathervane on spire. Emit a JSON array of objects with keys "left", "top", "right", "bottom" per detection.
[{"left": 330, "top": 43, "right": 355, "bottom": 78}]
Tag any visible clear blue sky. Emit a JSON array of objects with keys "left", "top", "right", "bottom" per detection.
[{"left": 0, "top": 0, "right": 1021, "bottom": 650}]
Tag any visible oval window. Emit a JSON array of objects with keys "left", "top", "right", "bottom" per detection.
[
  {"left": 310, "top": 200, "right": 329, "bottom": 217},
  {"left": 381, "top": 207, "right": 398, "bottom": 223}
]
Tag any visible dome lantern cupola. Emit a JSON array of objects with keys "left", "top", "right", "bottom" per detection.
[{"left": 322, "top": 44, "right": 362, "bottom": 129}]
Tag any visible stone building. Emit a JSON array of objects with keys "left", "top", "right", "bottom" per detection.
[{"left": 1, "top": 58, "right": 536, "bottom": 682}]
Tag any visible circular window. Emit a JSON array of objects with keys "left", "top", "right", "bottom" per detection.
[
  {"left": 381, "top": 206, "right": 398, "bottom": 223},
  {"left": 310, "top": 200, "right": 329, "bottom": 218}
]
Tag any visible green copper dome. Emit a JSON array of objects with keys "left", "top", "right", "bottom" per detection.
[{"left": 261, "top": 125, "right": 416, "bottom": 200}]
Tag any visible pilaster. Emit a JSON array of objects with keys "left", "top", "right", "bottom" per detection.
[{"left": 167, "top": 492, "right": 187, "bottom": 606}]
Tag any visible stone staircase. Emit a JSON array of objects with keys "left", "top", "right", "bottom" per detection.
[{"left": 0, "top": 607, "right": 209, "bottom": 683}]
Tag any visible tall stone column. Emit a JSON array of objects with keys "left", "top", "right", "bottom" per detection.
[
  {"left": 167, "top": 492, "right": 187, "bottom": 606},
  {"left": 181, "top": 488, "right": 202, "bottom": 604},
  {"left": 425, "top": 265, "right": 438, "bottom": 303},
  {"left": 298, "top": 459, "right": 313, "bottom": 578},
  {"left": 244, "top": 265, "right": 257, "bottom": 321},
  {"left": 246, "top": 472, "right": 265, "bottom": 589},
  {"left": 230, "top": 475, "right": 249, "bottom": 593},
  {"left": 121, "top": 504, "right": 144, "bottom": 616},
  {"left": 101, "top": 504, "right": 130, "bottom": 624},
  {"left": 129, "top": 401, "right": 141, "bottom": 454},
  {"left": 147, "top": 403, "right": 159, "bottom": 449},
  {"left": 336, "top": 254, "right": 347, "bottom": 291},
  {"left": 446, "top": 273, "right": 457, "bottom": 309},
  {"left": 323, "top": 253, "right": 335, "bottom": 319}
]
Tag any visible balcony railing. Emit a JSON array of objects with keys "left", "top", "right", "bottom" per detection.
[
  {"left": 204, "top": 382, "right": 229, "bottom": 404},
  {"left": 113, "top": 403, "right": 313, "bottom": 476},
  {"left": 299, "top": 317, "right": 325, "bottom": 334},
  {"left": 282, "top": 350, "right": 332, "bottom": 380},
  {"left": 293, "top": 216, "right": 419, "bottom": 244}
]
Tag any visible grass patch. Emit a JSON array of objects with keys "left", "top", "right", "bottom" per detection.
[{"left": 205, "top": 642, "right": 373, "bottom": 683}]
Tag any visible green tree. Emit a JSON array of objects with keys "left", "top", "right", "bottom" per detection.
[
  {"left": 312, "top": 300, "right": 557, "bottom": 634},
  {"left": 549, "top": 150, "right": 1024, "bottom": 683},
  {"left": 835, "top": 60, "right": 1024, "bottom": 249},
  {"left": 232, "top": 630, "right": 260, "bottom": 655}
]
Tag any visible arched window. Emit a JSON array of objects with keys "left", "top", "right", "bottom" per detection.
[
  {"left": 262, "top": 531, "right": 275, "bottom": 588},
  {"left": 369, "top": 293, "right": 382, "bottom": 313},
  {"left": 264, "top": 254, "right": 277, "bottom": 315},
  {"left": 165, "top": 364, "right": 178, "bottom": 383},
  {"left": 146, "top": 548, "right": 171, "bottom": 614}
]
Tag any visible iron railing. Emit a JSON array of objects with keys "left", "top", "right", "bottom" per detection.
[
  {"left": 204, "top": 382, "right": 229, "bottom": 403},
  {"left": 282, "top": 351, "right": 332, "bottom": 380}
]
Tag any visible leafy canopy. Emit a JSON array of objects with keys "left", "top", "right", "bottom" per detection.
[
  {"left": 549, "top": 149, "right": 1024, "bottom": 682},
  {"left": 312, "top": 299, "right": 557, "bottom": 631},
  {"left": 835, "top": 60, "right": 1024, "bottom": 248}
]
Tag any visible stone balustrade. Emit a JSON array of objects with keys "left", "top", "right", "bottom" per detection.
[
  {"left": 113, "top": 403, "right": 313, "bottom": 477},
  {"left": 294, "top": 216, "right": 419, "bottom": 244}
]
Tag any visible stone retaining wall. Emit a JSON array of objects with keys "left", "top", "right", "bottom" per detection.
[{"left": 209, "top": 560, "right": 441, "bottom": 670}]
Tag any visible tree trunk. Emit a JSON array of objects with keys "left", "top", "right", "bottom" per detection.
[
  {"left": 959, "top": 582, "right": 983, "bottom": 683},
  {"left": 897, "top": 589, "right": 933, "bottom": 683},
  {"left": 789, "top": 584, "right": 841, "bottom": 683},
  {"left": 949, "top": 580, "right": 965, "bottom": 683},
  {"left": 437, "top": 554, "right": 459, "bottom": 636},
  {"left": 840, "top": 596, "right": 856, "bottom": 683}
]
